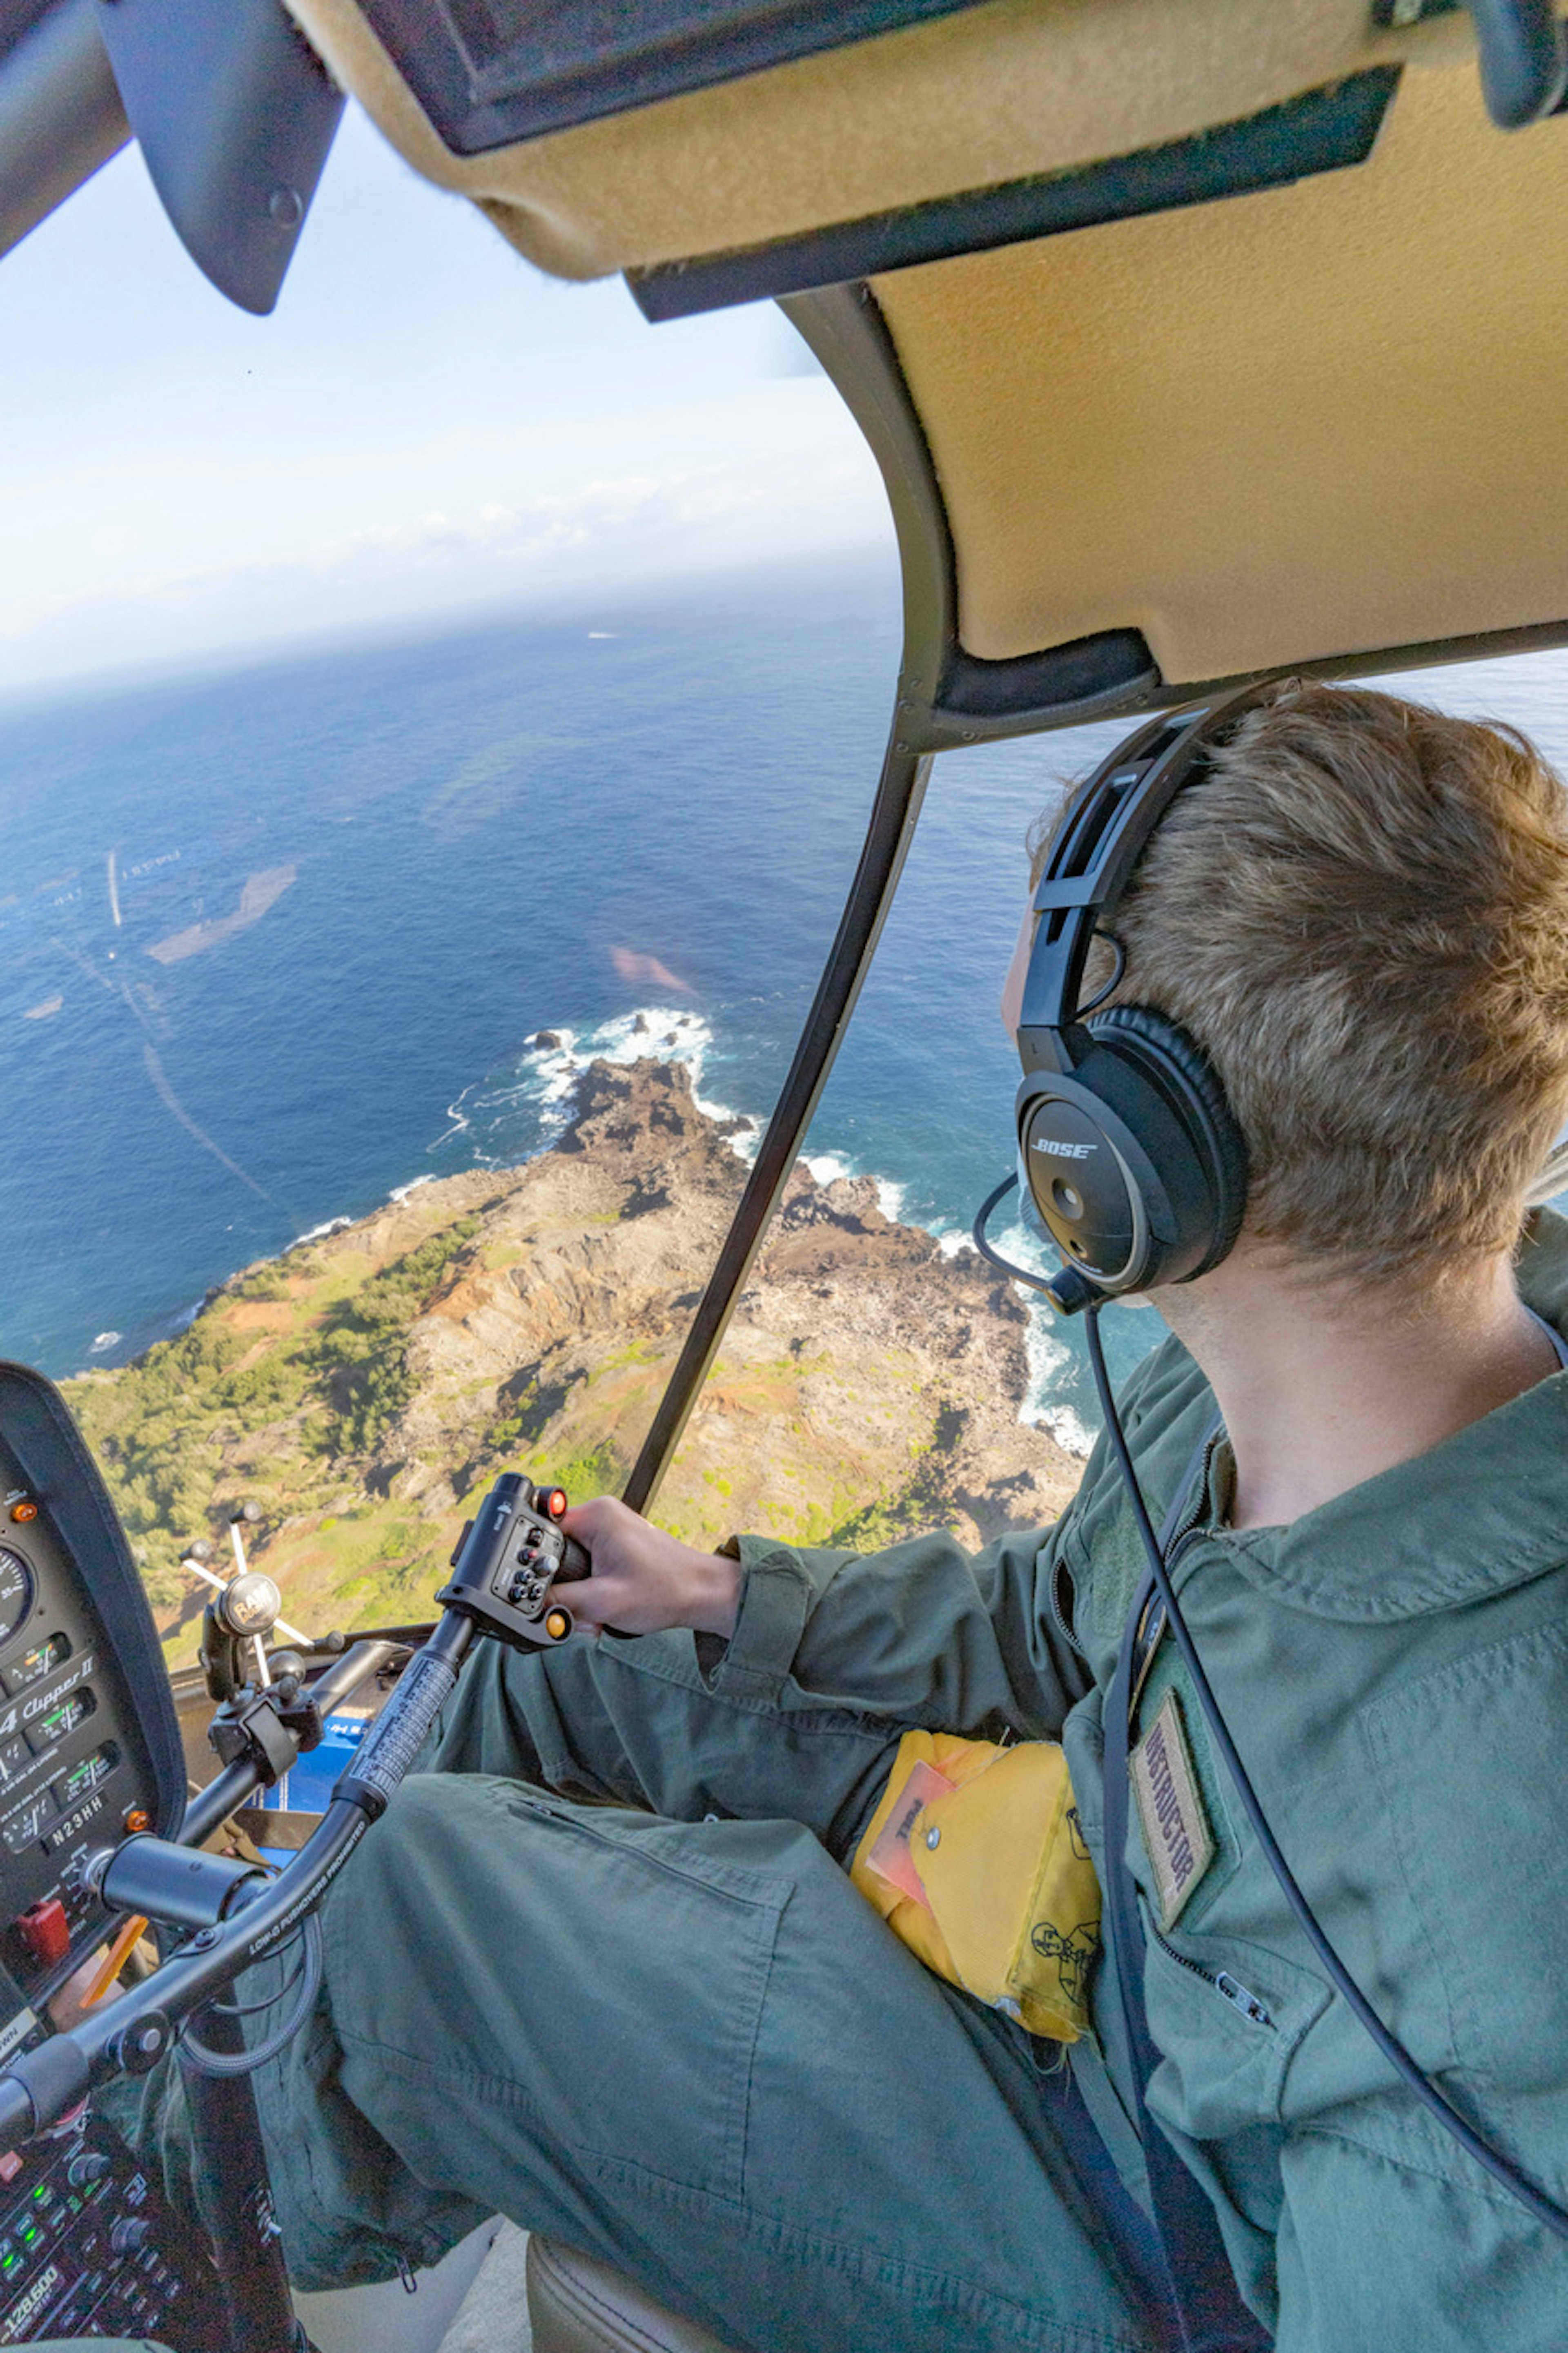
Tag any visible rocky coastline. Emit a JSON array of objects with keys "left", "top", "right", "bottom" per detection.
[{"left": 67, "top": 1058, "right": 1085, "bottom": 1660}]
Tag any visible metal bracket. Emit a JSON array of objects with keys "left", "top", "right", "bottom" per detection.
[
  {"left": 208, "top": 1689, "right": 299, "bottom": 1785},
  {"left": 1463, "top": 0, "right": 1568, "bottom": 124},
  {"left": 94, "top": 0, "right": 343, "bottom": 313}
]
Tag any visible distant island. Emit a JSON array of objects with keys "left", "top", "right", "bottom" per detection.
[{"left": 65, "top": 1059, "right": 1086, "bottom": 1664}]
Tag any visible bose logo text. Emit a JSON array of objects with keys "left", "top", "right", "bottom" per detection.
[{"left": 1032, "top": 1140, "right": 1095, "bottom": 1160}]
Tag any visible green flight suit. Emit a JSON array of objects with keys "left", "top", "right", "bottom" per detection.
[{"left": 113, "top": 1217, "right": 1568, "bottom": 2353}]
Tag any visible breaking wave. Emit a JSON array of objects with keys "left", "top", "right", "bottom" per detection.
[
  {"left": 425, "top": 1006, "right": 736, "bottom": 1170},
  {"left": 423, "top": 1009, "right": 921, "bottom": 1227}
]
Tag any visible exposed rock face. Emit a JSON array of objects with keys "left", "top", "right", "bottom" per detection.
[
  {"left": 397, "top": 1058, "right": 1082, "bottom": 1552},
  {"left": 69, "top": 1059, "right": 1084, "bottom": 1656}
]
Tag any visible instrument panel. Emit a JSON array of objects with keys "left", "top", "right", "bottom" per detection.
[
  {"left": 0, "top": 1364, "right": 236, "bottom": 2346},
  {"left": 0, "top": 2106, "right": 225, "bottom": 2349},
  {"left": 0, "top": 1366, "right": 183, "bottom": 2031}
]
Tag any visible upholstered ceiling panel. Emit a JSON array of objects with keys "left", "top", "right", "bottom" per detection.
[
  {"left": 285, "top": 0, "right": 1451, "bottom": 281},
  {"left": 874, "top": 55, "right": 1568, "bottom": 682},
  {"left": 284, "top": 0, "right": 1568, "bottom": 688}
]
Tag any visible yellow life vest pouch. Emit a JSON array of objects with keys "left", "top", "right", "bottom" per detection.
[{"left": 849, "top": 1730, "right": 1100, "bottom": 2041}]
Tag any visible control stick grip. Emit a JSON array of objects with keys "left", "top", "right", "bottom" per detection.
[
  {"left": 334, "top": 1644, "right": 464, "bottom": 1821},
  {"left": 555, "top": 1533, "right": 591, "bottom": 1584},
  {"left": 520, "top": 1484, "right": 590, "bottom": 1584}
]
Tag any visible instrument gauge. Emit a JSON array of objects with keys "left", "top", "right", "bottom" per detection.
[
  {"left": 0, "top": 1785, "right": 53, "bottom": 1855},
  {"left": 0, "top": 1549, "right": 35, "bottom": 1654}
]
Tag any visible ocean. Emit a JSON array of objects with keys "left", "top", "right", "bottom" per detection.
[{"left": 5, "top": 560, "right": 1568, "bottom": 1459}]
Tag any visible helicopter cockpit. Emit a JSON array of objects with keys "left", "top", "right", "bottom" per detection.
[{"left": 2, "top": 2, "right": 1568, "bottom": 2347}]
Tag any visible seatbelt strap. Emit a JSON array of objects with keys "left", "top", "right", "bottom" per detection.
[{"left": 1100, "top": 1424, "right": 1272, "bottom": 2353}]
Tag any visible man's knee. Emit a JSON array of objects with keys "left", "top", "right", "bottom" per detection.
[{"left": 422, "top": 1624, "right": 712, "bottom": 1798}]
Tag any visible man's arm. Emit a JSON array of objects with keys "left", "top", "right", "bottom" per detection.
[
  {"left": 561, "top": 1495, "right": 1093, "bottom": 1736},
  {"left": 557, "top": 1339, "right": 1196, "bottom": 1729}
]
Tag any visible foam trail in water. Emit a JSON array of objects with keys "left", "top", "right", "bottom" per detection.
[
  {"left": 141, "top": 1038, "right": 276, "bottom": 1205},
  {"left": 430, "top": 1081, "right": 477, "bottom": 1152}
]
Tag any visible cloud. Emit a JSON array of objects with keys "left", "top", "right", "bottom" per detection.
[{"left": 0, "top": 445, "right": 890, "bottom": 697}]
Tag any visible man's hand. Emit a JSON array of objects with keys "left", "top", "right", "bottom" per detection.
[{"left": 558, "top": 1498, "right": 741, "bottom": 1640}]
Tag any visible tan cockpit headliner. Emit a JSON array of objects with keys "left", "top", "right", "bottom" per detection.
[
  {"left": 290, "top": 0, "right": 1568, "bottom": 690},
  {"left": 873, "top": 57, "right": 1568, "bottom": 682}
]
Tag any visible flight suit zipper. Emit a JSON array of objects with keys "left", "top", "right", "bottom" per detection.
[
  {"left": 1047, "top": 1555, "right": 1086, "bottom": 1657},
  {"left": 1144, "top": 1913, "right": 1275, "bottom": 2029}
]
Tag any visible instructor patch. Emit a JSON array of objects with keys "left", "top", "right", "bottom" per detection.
[{"left": 1131, "top": 1689, "right": 1214, "bottom": 1928}]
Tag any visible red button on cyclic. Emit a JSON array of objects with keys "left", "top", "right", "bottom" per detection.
[{"left": 17, "top": 1898, "right": 69, "bottom": 1967}]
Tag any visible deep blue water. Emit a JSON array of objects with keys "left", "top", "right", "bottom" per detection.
[
  {"left": 0, "top": 567, "right": 889, "bottom": 1365},
  {"left": 5, "top": 564, "right": 1568, "bottom": 1451}
]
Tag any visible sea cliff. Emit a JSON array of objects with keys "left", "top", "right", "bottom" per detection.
[{"left": 65, "top": 1059, "right": 1085, "bottom": 1661}]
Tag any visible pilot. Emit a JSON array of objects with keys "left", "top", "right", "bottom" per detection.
[{"left": 114, "top": 681, "right": 1568, "bottom": 2351}]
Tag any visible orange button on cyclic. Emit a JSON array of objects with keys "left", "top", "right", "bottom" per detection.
[
  {"left": 544, "top": 1609, "right": 571, "bottom": 1642},
  {"left": 8, "top": 1503, "right": 35, "bottom": 1525}
]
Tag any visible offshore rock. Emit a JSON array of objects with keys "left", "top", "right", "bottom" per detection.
[{"left": 67, "top": 1060, "right": 1084, "bottom": 1660}]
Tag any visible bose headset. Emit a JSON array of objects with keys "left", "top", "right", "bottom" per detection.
[
  {"left": 1004, "top": 685, "right": 1255, "bottom": 1315},
  {"left": 973, "top": 684, "right": 1568, "bottom": 2307}
]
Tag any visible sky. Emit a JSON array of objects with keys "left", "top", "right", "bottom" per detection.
[{"left": 0, "top": 98, "right": 893, "bottom": 695}]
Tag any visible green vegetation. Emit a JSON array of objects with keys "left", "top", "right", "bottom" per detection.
[
  {"left": 66, "top": 1210, "right": 485, "bottom": 1658},
  {"left": 827, "top": 1399, "right": 971, "bottom": 1551},
  {"left": 313, "top": 1217, "right": 480, "bottom": 1455}
]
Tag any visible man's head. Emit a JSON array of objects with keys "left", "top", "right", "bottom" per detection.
[{"left": 1018, "top": 682, "right": 1568, "bottom": 1291}]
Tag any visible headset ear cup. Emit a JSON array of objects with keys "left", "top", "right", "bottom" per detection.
[{"left": 1086, "top": 1005, "right": 1248, "bottom": 1278}]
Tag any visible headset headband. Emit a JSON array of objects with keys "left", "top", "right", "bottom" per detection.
[
  {"left": 1007, "top": 682, "right": 1280, "bottom": 1310},
  {"left": 1017, "top": 682, "right": 1275, "bottom": 1080}
]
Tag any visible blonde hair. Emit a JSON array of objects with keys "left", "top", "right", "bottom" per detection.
[{"left": 1032, "top": 683, "right": 1568, "bottom": 1286}]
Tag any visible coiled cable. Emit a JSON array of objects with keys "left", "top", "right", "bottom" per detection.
[{"left": 177, "top": 1912, "right": 323, "bottom": 2078}]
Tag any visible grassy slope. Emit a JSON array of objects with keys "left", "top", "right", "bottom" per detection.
[
  {"left": 65, "top": 1202, "right": 498, "bottom": 1663},
  {"left": 62, "top": 1181, "right": 877, "bottom": 1666}
]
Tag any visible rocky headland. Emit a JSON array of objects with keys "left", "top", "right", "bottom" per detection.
[{"left": 66, "top": 1059, "right": 1085, "bottom": 1662}]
